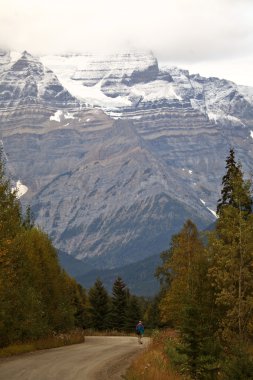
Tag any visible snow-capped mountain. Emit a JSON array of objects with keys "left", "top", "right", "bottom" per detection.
[
  {"left": 41, "top": 52, "right": 253, "bottom": 124},
  {"left": 0, "top": 50, "right": 253, "bottom": 269},
  {"left": 41, "top": 52, "right": 159, "bottom": 108},
  {"left": 0, "top": 50, "right": 78, "bottom": 110}
]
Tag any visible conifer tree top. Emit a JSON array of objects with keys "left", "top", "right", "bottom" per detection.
[{"left": 217, "top": 148, "right": 252, "bottom": 215}]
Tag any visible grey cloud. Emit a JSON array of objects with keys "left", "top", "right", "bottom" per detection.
[{"left": 0, "top": 0, "right": 252, "bottom": 65}]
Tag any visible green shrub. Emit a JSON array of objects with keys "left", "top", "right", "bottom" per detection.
[{"left": 222, "top": 350, "right": 253, "bottom": 380}]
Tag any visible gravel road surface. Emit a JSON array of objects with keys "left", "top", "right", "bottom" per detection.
[{"left": 0, "top": 336, "right": 149, "bottom": 380}]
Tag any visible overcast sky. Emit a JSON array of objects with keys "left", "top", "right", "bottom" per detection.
[{"left": 1, "top": 0, "right": 253, "bottom": 85}]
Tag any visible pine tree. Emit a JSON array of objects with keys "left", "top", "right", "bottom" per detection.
[
  {"left": 110, "top": 277, "right": 128, "bottom": 331},
  {"left": 0, "top": 149, "right": 22, "bottom": 242},
  {"left": 144, "top": 295, "right": 163, "bottom": 329},
  {"left": 73, "top": 283, "right": 88, "bottom": 329},
  {"left": 22, "top": 205, "right": 34, "bottom": 230},
  {"left": 157, "top": 220, "right": 220, "bottom": 378},
  {"left": 208, "top": 208, "right": 253, "bottom": 345},
  {"left": 209, "top": 149, "right": 253, "bottom": 350},
  {"left": 125, "top": 295, "right": 142, "bottom": 332},
  {"left": 179, "top": 302, "right": 221, "bottom": 380},
  {"left": 217, "top": 148, "right": 252, "bottom": 215},
  {"left": 88, "top": 278, "right": 110, "bottom": 330}
]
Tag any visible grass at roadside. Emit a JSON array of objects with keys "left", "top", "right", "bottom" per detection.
[
  {"left": 0, "top": 329, "right": 85, "bottom": 357},
  {"left": 124, "top": 329, "right": 185, "bottom": 380}
]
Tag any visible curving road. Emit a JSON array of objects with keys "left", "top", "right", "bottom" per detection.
[{"left": 0, "top": 336, "right": 149, "bottom": 380}]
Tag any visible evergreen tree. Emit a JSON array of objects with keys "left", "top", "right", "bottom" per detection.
[
  {"left": 73, "top": 283, "right": 88, "bottom": 329},
  {"left": 155, "top": 150, "right": 253, "bottom": 378},
  {"left": 210, "top": 149, "right": 253, "bottom": 346},
  {"left": 110, "top": 277, "right": 128, "bottom": 331},
  {"left": 0, "top": 150, "right": 22, "bottom": 242},
  {"left": 208, "top": 207, "right": 253, "bottom": 345},
  {"left": 179, "top": 302, "right": 221, "bottom": 380},
  {"left": 157, "top": 220, "right": 220, "bottom": 378},
  {"left": 88, "top": 278, "right": 110, "bottom": 330},
  {"left": 22, "top": 205, "right": 34, "bottom": 230},
  {"left": 144, "top": 294, "right": 163, "bottom": 329},
  {"left": 217, "top": 148, "right": 252, "bottom": 215},
  {"left": 125, "top": 295, "right": 142, "bottom": 332}
]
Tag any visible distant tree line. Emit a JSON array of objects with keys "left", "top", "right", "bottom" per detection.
[
  {"left": 156, "top": 148, "right": 253, "bottom": 379},
  {"left": 87, "top": 277, "right": 147, "bottom": 332}
]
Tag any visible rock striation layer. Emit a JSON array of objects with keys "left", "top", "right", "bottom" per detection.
[{"left": 1, "top": 50, "right": 253, "bottom": 269}]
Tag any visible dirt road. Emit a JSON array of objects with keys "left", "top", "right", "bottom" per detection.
[{"left": 0, "top": 336, "right": 149, "bottom": 380}]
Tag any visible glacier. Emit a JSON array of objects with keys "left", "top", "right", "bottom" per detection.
[{"left": 0, "top": 49, "right": 252, "bottom": 269}]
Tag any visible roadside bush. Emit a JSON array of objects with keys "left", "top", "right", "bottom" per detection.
[{"left": 222, "top": 349, "right": 253, "bottom": 380}]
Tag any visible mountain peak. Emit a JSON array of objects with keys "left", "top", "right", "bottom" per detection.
[
  {"left": 0, "top": 50, "right": 253, "bottom": 274},
  {"left": 11, "top": 50, "right": 39, "bottom": 72},
  {"left": 0, "top": 50, "right": 79, "bottom": 109},
  {"left": 22, "top": 50, "right": 32, "bottom": 57}
]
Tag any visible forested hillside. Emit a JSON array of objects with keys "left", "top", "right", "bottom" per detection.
[
  {"left": 1, "top": 147, "right": 253, "bottom": 380},
  {"left": 154, "top": 148, "right": 253, "bottom": 379},
  {"left": 0, "top": 151, "right": 88, "bottom": 347}
]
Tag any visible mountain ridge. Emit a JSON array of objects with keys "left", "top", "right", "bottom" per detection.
[{"left": 0, "top": 49, "right": 252, "bottom": 274}]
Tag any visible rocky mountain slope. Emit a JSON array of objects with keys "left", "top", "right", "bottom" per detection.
[{"left": 0, "top": 50, "right": 253, "bottom": 271}]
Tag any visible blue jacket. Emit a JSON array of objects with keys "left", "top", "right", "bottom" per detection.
[{"left": 136, "top": 323, "right": 144, "bottom": 334}]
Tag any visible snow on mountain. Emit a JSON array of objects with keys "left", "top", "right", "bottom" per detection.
[
  {"left": 41, "top": 52, "right": 253, "bottom": 129},
  {"left": 11, "top": 180, "right": 28, "bottom": 198},
  {"left": 42, "top": 51, "right": 158, "bottom": 86},
  {"left": 42, "top": 52, "right": 181, "bottom": 108},
  {"left": 41, "top": 52, "right": 158, "bottom": 109},
  {"left": 207, "top": 208, "right": 218, "bottom": 219},
  {"left": 238, "top": 85, "right": 253, "bottom": 106},
  {"left": 0, "top": 51, "right": 79, "bottom": 110},
  {"left": 188, "top": 75, "right": 253, "bottom": 126},
  {"left": 50, "top": 110, "right": 63, "bottom": 122},
  {"left": 0, "top": 50, "right": 11, "bottom": 67},
  {"left": 49, "top": 110, "right": 76, "bottom": 122},
  {"left": 0, "top": 49, "right": 253, "bottom": 269}
]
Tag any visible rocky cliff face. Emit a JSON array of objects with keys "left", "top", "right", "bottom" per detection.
[
  {"left": 0, "top": 51, "right": 78, "bottom": 112},
  {"left": 1, "top": 50, "right": 253, "bottom": 268}
]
